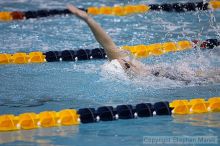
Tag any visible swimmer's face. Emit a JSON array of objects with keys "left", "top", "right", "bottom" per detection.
[
  {"left": 117, "top": 57, "right": 150, "bottom": 77},
  {"left": 117, "top": 58, "right": 139, "bottom": 77},
  {"left": 117, "top": 59, "right": 131, "bottom": 70}
]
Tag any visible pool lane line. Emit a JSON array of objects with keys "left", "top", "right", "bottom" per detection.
[
  {"left": 0, "top": 39, "right": 219, "bottom": 65},
  {"left": 0, "top": 97, "right": 219, "bottom": 132},
  {"left": 0, "top": 109, "right": 80, "bottom": 132},
  {"left": 0, "top": 1, "right": 220, "bottom": 21}
]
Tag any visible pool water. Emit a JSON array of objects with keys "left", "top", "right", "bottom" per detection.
[{"left": 0, "top": 0, "right": 220, "bottom": 146}]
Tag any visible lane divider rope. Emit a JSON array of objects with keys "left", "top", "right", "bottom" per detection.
[
  {"left": 0, "top": 96, "right": 219, "bottom": 132},
  {"left": 0, "top": 109, "right": 79, "bottom": 132},
  {"left": 0, "top": 39, "right": 219, "bottom": 65},
  {"left": 170, "top": 97, "right": 220, "bottom": 114},
  {"left": 0, "top": 1, "right": 220, "bottom": 21},
  {"left": 122, "top": 39, "right": 219, "bottom": 58}
]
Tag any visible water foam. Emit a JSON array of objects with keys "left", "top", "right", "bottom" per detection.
[{"left": 98, "top": 48, "right": 220, "bottom": 89}]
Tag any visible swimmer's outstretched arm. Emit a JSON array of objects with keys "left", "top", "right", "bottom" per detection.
[{"left": 67, "top": 4, "right": 127, "bottom": 61}]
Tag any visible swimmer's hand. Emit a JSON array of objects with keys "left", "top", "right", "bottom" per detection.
[{"left": 67, "top": 4, "right": 89, "bottom": 20}]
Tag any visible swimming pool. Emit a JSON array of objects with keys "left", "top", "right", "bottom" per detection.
[{"left": 0, "top": 0, "right": 220, "bottom": 145}]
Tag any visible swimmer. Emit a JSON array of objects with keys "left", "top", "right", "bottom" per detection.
[
  {"left": 67, "top": 4, "right": 149, "bottom": 77},
  {"left": 67, "top": 5, "right": 197, "bottom": 83}
]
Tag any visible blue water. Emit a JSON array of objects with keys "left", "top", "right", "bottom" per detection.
[{"left": 0, "top": 0, "right": 220, "bottom": 146}]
